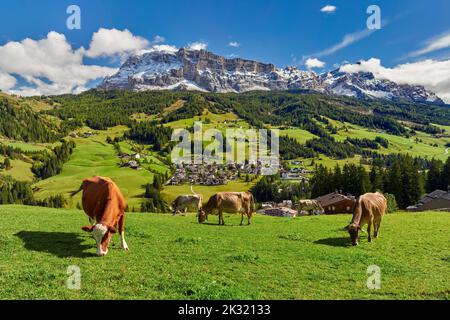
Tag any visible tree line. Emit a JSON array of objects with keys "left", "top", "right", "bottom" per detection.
[
  {"left": 311, "top": 154, "right": 430, "bottom": 209},
  {"left": 0, "top": 175, "right": 66, "bottom": 208},
  {"left": 32, "top": 140, "right": 76, "bottom": 179}
]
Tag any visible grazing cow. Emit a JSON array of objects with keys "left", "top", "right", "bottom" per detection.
[
  {"left": 198, "top": 192, "right": 255, "bottom": 225},
  {"left": 172, "top": 195, "right": 202, "bottom": 215},
  {"left": 298, "top": 199, "right": 324, "bottom": 215},
  {"left": 345, "top": 192, "right": 387, "bottom": 246},
  {"left": 71, "top": 176, "right": 128, "bottom": 256}
]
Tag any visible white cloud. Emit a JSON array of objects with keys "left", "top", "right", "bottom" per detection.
[
  {"left": 188, "top": 41, "right": 208, "bottom": 51},
  {"left": 85, "top": 28, "right": 149, "bottom": 58},
  {"left": 152, "top": 35, "right": 165, "bottom": 44},
  {"left": 311, "top": 28, "right": 375, "bottom": 58},
  {"left": 305, "top": 58, "right": 325, "bottom": 69},
  {"left": 340, "top": 58, "right": 450, "bottom": 103},
  {"left": 0, "top": 71, "right": 17, "bottom": 91},
  {"left": 409, "top": 30, "right": 450, "bottom": 57},
  {"left": 0, "top": 31, "right": 117, "bottom": 96},
  {"left": 320, "top": 5, "right": 337, "bottom": 13},
  {"left": 228, "top": 41, "right": 240, "bottom": 48}
]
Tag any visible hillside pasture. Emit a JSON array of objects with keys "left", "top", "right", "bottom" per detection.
[{"left": 0, "top": 205, "right": 448, "bottom": 299}]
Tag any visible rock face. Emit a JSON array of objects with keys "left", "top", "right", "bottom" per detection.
[{"left": 101, "top": 48, "right": 444, "bottom": 104}]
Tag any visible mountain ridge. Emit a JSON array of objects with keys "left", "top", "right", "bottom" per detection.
[{"left": 100, "top": 48, "right": 444, "bottom": 105}]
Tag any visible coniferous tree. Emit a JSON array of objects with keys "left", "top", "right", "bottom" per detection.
[
  {"left": 3, "top": 158, "right": 11, "bottom": 170},
  {"left": 439, "top": 157, "right": 450, "bottom": 191},
  {"left": 385, "top": 159, "right": 403, "bottom": 207}
]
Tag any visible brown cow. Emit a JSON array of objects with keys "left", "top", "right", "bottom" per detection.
[
  {"left": 198, "top": 192, "right": 255, "bottom": 225},
  {"left": 345, "top": 192, "right": 387, "bottom": 246},
  {"left": 71, "top": 176, "right": 128, "bottom": 256}
]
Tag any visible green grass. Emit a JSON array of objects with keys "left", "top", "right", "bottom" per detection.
[
  {"left": 0, "top": 155, "right": 34, "bottom": 182},
  {"left": 0, "top": 140, "right": 51, "bottom": 153},
  {"left": 278, "top": 128, "right": 318, "bottom": 144},
  {"left": 0, "top": 205, "right": 448, "bottom": 299},
  {"left": 329, "top": 120, "right": 450, "bottom": 161}
]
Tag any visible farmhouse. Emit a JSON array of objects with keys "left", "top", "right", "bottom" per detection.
[
  {"left": 315, "top": 192, "right": 355, "bottom": 214},
  {"left": 407, "top": 189, "right": 450, "bottom": 211}
]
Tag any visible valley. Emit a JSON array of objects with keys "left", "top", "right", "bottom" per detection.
[{"left": 1, "top": 88, "right": 450, "bottom": 212}]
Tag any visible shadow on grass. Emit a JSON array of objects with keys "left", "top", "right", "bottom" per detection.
[
  {"left": 15, "top": 231, "right": 96, "bottom": 258},
  {"left": 314, "top": 237, "right": 352, "bottom": 247},
  {"left": 196, "top": 221, "right": 250, "bottom": 227}
]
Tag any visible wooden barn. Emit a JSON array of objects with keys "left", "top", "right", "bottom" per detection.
[
  {"left": 315, "top": 192, "right": 356, "bottom": 214},
  {"left": 407, "top": 190, "right": 450, "bottom": 212}
]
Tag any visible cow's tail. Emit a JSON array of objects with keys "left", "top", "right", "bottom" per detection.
[
  {"left": 70, "top": 183, "right": 84, "bottom": 197},
  {"left": 250, "top": 193, "right": 256, "bottom": 214}
]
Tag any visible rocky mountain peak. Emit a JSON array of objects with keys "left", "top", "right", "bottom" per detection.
[{"left": 100, "top": 48, "right": 444, "bottom": 104}]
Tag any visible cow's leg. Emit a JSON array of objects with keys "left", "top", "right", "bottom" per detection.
[
  {"left": 118, "top": 214, "right": 129, "bottom": 251},
  {"left": 374, "top": 219, "right": 381, "bottom": 238},
  {"left": 240, "top": 213, "right": 244, "bottom": 226},
  {"left": 219, "top": 210, "right": 224, "bottom": 225},
  {"left": 247, "top": 211, "right": 252, "bottom": 225},
  {"left": 367, "top": 220, "right": 373, "bottom": 243}
]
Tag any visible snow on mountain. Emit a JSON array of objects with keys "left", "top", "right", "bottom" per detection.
[{"left": 100, "top": 48, "right": 444, "bottom": 104}]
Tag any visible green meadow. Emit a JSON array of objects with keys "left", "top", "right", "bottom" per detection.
[{"left": 0, "top": 205, "right": 448, "bottom": 300}]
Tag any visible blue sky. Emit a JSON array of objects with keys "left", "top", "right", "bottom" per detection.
[{"left": 0, "top": 0, "right": 449, "bottom": 100}]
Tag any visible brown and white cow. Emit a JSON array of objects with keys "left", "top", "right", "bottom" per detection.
[
  {"left": 345, "top": 192, "right": 387, "bottom": 246},
  {"left": 198, "top": 192, "right": 255, "bottom": 225},
  {"left": 71, "top": 176, "right": 128, "bottom": 256}
]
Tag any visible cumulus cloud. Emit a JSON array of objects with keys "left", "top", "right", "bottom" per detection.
[
  {"left": 409, "top": 30, "right": 450, "bottom": 57},
  {"left": 340, "top": 58, "right": 450, "bottom": 103},
  {"left": 228, "top": 41, "right": 240, "bottom": 48},
  {"left": 0, "top": 71, "right": 17, "bottom": 91},
  {"left": 305, "top": 58, "right": 325, "bottom": 69},
  {"left": 188, "top": 41, "right": 208, "bottom": 51},
  {"left": 85, "top": 28, "right": 150, "bottom": 58},
  {"left": 320, "top": 5, "right": 337, "bottom": 13},
  {"left": 0, "top": 31, "right": 117, "bottom": 96}
]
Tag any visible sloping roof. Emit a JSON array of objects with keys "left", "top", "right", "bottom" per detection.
[
  {"left": 419, "top": 189, "right": 448, "bottom": 204},
  {"left": 315, "top": 192, "right": 355, "bottom": 207}
]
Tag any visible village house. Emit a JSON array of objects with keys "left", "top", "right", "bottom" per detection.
[
  {"left": 407, "top": 189, "right": 450, "bottom": 212},
  {"left": 166, "top": 161, "right": 267, "bottom": 186},
  {"left": 315, "top": 192, "right": 356, "bottom": 214}
]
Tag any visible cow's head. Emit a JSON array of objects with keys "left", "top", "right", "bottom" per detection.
[
  {"left": 82, "top": 224, "right": 117, "bottom": 256},
  {"left": 344, "top": 223, "right": 361, "bottom": 246},
  {"left": 198, "top": 209, "right": 207, "bottom": 223}
]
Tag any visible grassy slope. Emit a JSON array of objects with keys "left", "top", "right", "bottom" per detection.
[
  {"left": 0, "top": 205, "right": 448, "bottom": 300},
  {"left": 33, "top": 127, "right": 154, "bottom": 209},
  {"left": 329, "top": 119, "right": 450, "bottom": 162},
  {"left": 0, "top": 155, "right": 34, "bottom": 182}
]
